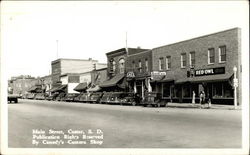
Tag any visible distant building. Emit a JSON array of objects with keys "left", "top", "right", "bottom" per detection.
[
  {"left": 51, "top": 58, "right": 106, "bottom": 87},
  {"left": 9, "top": 75, "right": 37, "bottom": 96}
]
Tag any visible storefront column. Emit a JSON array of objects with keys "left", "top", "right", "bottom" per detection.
[
  {"left": 134, "top": 81, "right": 137, "bottom": 93},
  {"left": 147, "top": 78, "right": 152, "bottom": 92},
  {"left": 142, "top": 81, "right": 144, "bottom": 100}
]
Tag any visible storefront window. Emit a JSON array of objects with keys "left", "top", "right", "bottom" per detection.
[
  {"left": 213, "top": 83, "right": 223, "bottom": 97},
  {"left": 183, "top": 84, "right": 191, "bottom": 97},
  {"left": 162, "top": 83, "right": 171, "bottom": 97}
]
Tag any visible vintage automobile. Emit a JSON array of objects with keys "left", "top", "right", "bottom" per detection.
[
  {"left": 26, "top": 93, "right": 36, "bottom": 100},
  {"left": 8, "top": 94, "right": 18, "bottom": 103},
  {"left": 46, "top": 93, "right": 59, "bottom": 101},
  {"left": 88, "top": 92, "right": 103, "bottom": 103},
  {"left": 55, "top": 92, "right": 66, "bottom": 101},
  {"left": 73, "top": 93, "right": 82, "bottom": 102},
  {"left": 143, "top": 92, "right": 166, "bottom": 107},
  {"left": 34, "top": 93, "right": 48, "bottom": 100},
  {"left": 99, "top": 92, "right": 112, "bottom": 104},
  {"left": 120, "top": 92, "right": 140, "bottom": 106},
  {"left": 107, "top": 92, "right": 126, "bottom": 105},
  {"left": 63, "top": 93, "right": 79, "bottom": 102},
  {"left": 79, "top": 93, "right": 90, "bottom": 103}
]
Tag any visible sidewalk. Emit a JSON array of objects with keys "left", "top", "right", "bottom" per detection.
[{"left": 166, "top": 102, "right": 241, "bottom": 110}]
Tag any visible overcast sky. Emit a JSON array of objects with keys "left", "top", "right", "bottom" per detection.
[{"left": 1, "top": 1, "right": 249, "bottom": 79}]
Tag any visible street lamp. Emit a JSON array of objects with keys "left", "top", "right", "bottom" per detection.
[{"left": 233, "top": 66, "right": 238, "bottom": 109}]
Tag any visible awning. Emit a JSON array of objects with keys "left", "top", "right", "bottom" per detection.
[
  {"left": 99, "top": 74, "right": 124, "bottom": 88},
  {"left": 74, "top": 83, "right": 88, "bottom": 92},
  {"left": 48, "top": 84, "right": 67, "bottom": 92},
  {"left": 151, "top": 76, "right": 174, "bottom": 83},
  {"left": 28, "top": 85, "right": 42, "bottom": 93},
  {"left": 175, "top": 73, "right": 233, "bottom": 84},
  {"left": 86, "top": 85, "right": 101, "bottom": 92}
]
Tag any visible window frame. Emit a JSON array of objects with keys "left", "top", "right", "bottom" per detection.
[
  {"left": 208, "top": 48, "right": 215, "bottom": 64},
  {"left": 219, "top": 45, "right": 226, "bottom": 63},
  {"left": 181, "top": 53, "right": 187, "bottom": 68},
  {"left": 145, "top": 59, "right": 148, "bottom": 72},
  {"left": 159, "top": 57, "right": 164, "bottom": 71},
  {"left": 138, "top": 60, "right": 142, "bottom": 73},
  {"left": 166, "top": 56, "right": 171, "bottom": 70},
  {"left": 189, "top": 51, "right": 195, "bottom": 68}
]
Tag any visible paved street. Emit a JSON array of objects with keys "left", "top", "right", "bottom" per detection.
[{"left": 8, "top": 99, "right": 241, "bottom": 148}]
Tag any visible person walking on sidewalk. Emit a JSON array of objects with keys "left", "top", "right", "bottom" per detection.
[
  {"left": 192, "top": 91, "right": 196, "bottom": 106},
  {"left": 199, "top": 91, "right": 206, "bottom": 109}
]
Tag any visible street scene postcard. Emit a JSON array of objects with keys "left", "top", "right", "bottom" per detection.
[{"left": 1, "top": 1, "right": 249, "bottom": 155}]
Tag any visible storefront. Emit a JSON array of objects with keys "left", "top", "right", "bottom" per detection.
[
  {"left": 99, "top": 74, "right": 125, "bottom": 92},
  {"left": 155, "top": 67, "right": 235, "bottom": 105}
]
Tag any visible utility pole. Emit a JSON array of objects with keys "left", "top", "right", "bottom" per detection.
[
  {"left": 125, "top": 31, "right": 128, "bottom": 53},
  {"left": 56, "top": 40, "right": 59, "bottom": 59}
]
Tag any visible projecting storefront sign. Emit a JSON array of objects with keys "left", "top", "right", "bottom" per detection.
[
  {"left": 126, "top": 72, "right": 135, "bottom": 78},
  {"left": 195, "top": 67, "right": 225, "bottom": 76},
  {"left": 151, "top": 71, "right": 166, "bottom": 76}
]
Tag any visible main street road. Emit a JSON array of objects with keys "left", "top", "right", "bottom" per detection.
[{"left": 8, "top": 99, "right": 241, "bottom": 148}]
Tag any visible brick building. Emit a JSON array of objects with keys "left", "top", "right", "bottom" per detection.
[
  {"left": 100, "top": 48, "right": 148, "bottom": 92},
  {"left": 126, "top": 50, "right": 153, "bottom": 100},
  {"left": 151, "top": 28, "right": 241, "bottom": 105}
]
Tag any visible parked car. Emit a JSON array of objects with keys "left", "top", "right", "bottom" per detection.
[
  {"left": 100, "top": 92, "right": 112, "bottom": 104},
  {"left": 34, "top": 93, "right": 48, "bottom": 100},
  {"left": 88, "top": 92, "right": 103, "bottom": 103},
  {"left": 46, "top": 93, "right": 59, "bottom": 101},
  {"left": 79, "top": 93, "right": 90, "bottom": 103},
  {"left": 120, "top": 92, "right": 139, "bottom": 106},
  {"left": 63, "top": 93, "right": 79, "bottom": 102},
  {"left": 55, "top": 92, "right": 66, "bottom": 101},
  {"left": 73, "top": 93, "right": 82, "bottom": 102},
  {"left": 143, "top": 92, "right": 166, "bottom": 107},
  {"left": 106, "top": 92, "right": 125, "bottom": 105},
  {"left": 26, "top": 93, "right": 36, "bottom": 99}
]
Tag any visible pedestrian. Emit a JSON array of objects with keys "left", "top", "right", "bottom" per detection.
[
  {"left": 199, "top": 91, "right": 206, "bottom": 109},
  {"left": 192, "top": 91, "right": 196, "bottom": 106}
]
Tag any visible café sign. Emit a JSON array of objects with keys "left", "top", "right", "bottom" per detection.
[
  {"left": 127, "top": 72, "right": 135, "bottom": 78},
  {"left": 195, "top": 67, "right": 225, "bottom": 76}
]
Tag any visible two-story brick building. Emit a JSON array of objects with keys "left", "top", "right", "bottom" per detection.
[
  {"left": 100, "top": 48, "right": 148, "bottom": 92},
  {"left": 151, "top": 28, "right": 241, "bottom": 105},
  {"left": 126, "top": 50, "right": 152, "bottom": 100}
]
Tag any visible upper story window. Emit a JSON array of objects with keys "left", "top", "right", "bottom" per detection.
[
  {"left": 181, "top": 53, "right": 186, "bottom": 68},
  {"left": 132, "top": 61, "right": 135, "bottom": 72},
  {"left": 159, "top": 57, "right": 164, "bottom": 70},
  {"left": 189, "top": 51, "right": 195, "bottom": 68},
  {"left": 110, "top": 59, "right": 116, "bottom": 73},
  {"left": 219, "top": 46, "right": 226, "bottom": 63},
  {"left": 145, "top": 59, "right": 148, "bottom": 72},
  {"left": 166, "top": 56, "right": 171, "bottom": 70},
  {"left": 119, "top": 58, "right": 125, "bottom": 74},
  {"left": 138, "top": 60, "right": 142, "bottom": 73},
  {"left": 208, "top": 48, "right": 215, "bottom": 64}
]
